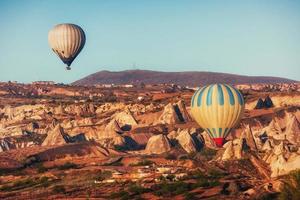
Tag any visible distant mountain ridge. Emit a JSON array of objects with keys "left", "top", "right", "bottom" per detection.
[{"left": 73, "top": 69, "right": 297, "bottom": 86}]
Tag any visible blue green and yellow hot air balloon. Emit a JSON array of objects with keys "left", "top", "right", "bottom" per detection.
[{"left": 191, "top": 84, "right": 245, "bottom": 147}]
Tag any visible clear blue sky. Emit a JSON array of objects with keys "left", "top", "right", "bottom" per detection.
[{"left": 0, "top": 0, "right": 299, "bottom": 83}]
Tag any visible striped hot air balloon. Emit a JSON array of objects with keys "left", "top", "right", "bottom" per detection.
[
  {"left": 48, "top": 23, "right": 86, "bottom": 70},
  {"left": 191, "top": 84, "right": 245, "bottom": 147}
]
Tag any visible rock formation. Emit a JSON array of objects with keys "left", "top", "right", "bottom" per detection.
[
  {"left": 176, "top": 129, "right": 197, "bottom": 153},
  {"left": 284, "top": 113, "right": 300, "bottom": 144},
  {"left": 264, "top": 96, "right": 274, "bottom": 108},
  {"left": 241, "top": 124, "right": 257, "bottom": 150},
  {"left": 156, "top": 100, "right": 191, "bottom": 124},
  {"left": 96, "top": 120, "right": 126, "bottom": 148},
  {"left": 42, "top": 124, "right": 70, "bottom": 146},
  {"left": 112, "top": 108, "right": 138, "bottom": 130},
  {"left": 262, "top": 119, "right": 283, "bottom": 140},
  {"left": 105, "top": 119, "right": 123, "bottom": 134},
  {"left": 263, "top": 141, "right": 300, "bottom": 177},
  {"left": 221, "top": 138, "right": 247, "bottom": 161},
  {"left": 261, "top": 139, "right": 273, "bottom": 152},
  {"left": 176, "top": 100, "right": 192, "bottom": 122},
  {"left": 145, "top": 134, "right": 171, "bottom": 154},
  {"left": 200, "top": 131, "right": 215, "bottom": 148},
  {"left": 254, "top": 96, "right": 274, "bottom": 109},
  {"left": 255, "top": 98, "right": 264, "bottom": 109}
]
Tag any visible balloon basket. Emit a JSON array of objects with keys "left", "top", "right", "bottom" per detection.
[{"left": 213, "top": 138, "right": 224, "bottom": 147}]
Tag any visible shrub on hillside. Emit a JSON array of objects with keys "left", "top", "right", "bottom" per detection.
[{"left": 278, "top": 170, "right": 300, "bottom": 200}]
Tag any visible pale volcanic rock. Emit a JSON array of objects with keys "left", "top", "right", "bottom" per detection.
[
  {"left": 88, "top": 103, "right": 96, "bottom": 114},
  {"left": 105, "top": 119, "right": 123, "bottom": 133},
  {"left": 70, "top": 126, "right": 98, "bottom": 141},
  {"left": 0, "top": 138, "right": 11, "bottom": 152},
  {"left": 221, "top": 139, "right": 244, "bottom": 161},
  {"left": 99, "top": 135, "right": 125, "bottom": 148},
  {"left": 0, "top": 126, "right": 23, "bottom": 138},
  {"left": 61, "top": 119, "right": 74, "bottom": 129},
  {"left": 273, "top": 142, "right": 286, "bottom": 156},
  {"left": 269, "top": 153, "right": 300, "bottom": 177},
  {"left": 284, "top": 113, "right": 300, "bottom": 144},
  {"left": 156, "top": 103, "right": 180, "bottom": 124},
  {"left": 97, "top": 132, "right": 126, "bottom": 148},
  {"left": 112, "top": 108, "right": 138, "bottom": 128},
  {"left": 44, "top": 119, "right": 59, "bottom": 132},
  {"left": 200, "top": 131, "right": 215, "bottom": 148},
  {"left": 246, "top": 94, "right": 300, "bottom": 110},
  {"left": 54, "top": 104, "right": 65, "bottom": 115},
  {"left": 96, "top": 103, "right": 126, "bottom": 114},
  {"left": 241, "top": 124, "right": 257, "bottom": 150},
  {"left": 176, "top": 100, "right": 192, "bottom": 122},
  {"left": 42, "top": 124, "right": 69, "bottom": 146},
  {"left": 3, "top": 104, "right": 46, "bottom": 122},
  {"left": 145, "top": 134, "right": 171, "bottom": 154},
  {"left": 261, "top": 111, "right": 300, "bottom": 144},
  {"left": 263, "top": 141, "right": 300, "bottom": 177},
  {"left": 25, "top": 122, "right": 39, "bottom": 133},
  {"left": 176, "top": 129, "right": 197, "bottom": 153},
  {"left": 98, "top": 121, "right": 126, "bottom": 148},
  {"left": 262, "top": 119, "right": 283, "bottom": 140},
  {"left": 261, "top": 140, "right": 273, "bottom": 152},
  {"left": 271, "top": 94, "right": 300, "bottom": 108},
  {"left": 77, "top": 117, "right": 94, "bottom": 126},
  {"left": 64, "top": 103, "right": 95, "bottom": 116},
  {"left": 156, "top": 100, "right": 191, "bottom": 125},
  {"left": 167, "top": 130, "right": 179, "bottom": 140},
  {"left": 221, "top": 141, "right": 235, "bottom": 160}
]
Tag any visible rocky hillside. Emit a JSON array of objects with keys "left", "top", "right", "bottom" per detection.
[
  {"left": 73, "top": 70, "right": 297, "bottom": 86},
  {"left": 0, "top": 84, "right": 300, "bottom": 199}
]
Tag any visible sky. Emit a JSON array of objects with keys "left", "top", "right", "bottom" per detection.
[{"left": 0, "top": 0, "right": 299, "bottom": 83}]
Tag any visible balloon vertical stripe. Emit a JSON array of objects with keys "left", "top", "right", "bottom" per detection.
[
  {"left": 206, "top": 85, "right": 214, "bottom": 106},
  {"left": 224, "top": 84, "right": 235, "bottom": 105},
  {"left": 217, "top": 84, "right": 224, "bottom": 105},
  {"left": 191, "top": 89, "right": 198, "bottom": 107},
  {"left": 197, "top": 86, "right": 208, "bottom": 107}
]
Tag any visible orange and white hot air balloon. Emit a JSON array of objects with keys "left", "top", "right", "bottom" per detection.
[{"left": 48, "top": 23, "right": 86, "bottom": 70}]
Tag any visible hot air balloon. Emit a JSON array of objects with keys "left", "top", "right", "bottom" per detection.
[
  {"left": 48, "top": 23, "right": 86, "bottom": 70},
  {"left": 191, "top": 84, "right": 245, "bottom": 147}
]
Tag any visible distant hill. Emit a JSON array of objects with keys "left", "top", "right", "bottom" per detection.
[{"left": 72, "top": 70, "right": 297, "bottom": 86}]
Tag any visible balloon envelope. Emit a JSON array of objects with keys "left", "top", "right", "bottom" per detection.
[
  {"left": 191, "top": 84, "right": 245, "bottom": 147},
  {"left": 48, "top": 23, "right": 86, "bottom": 70}
]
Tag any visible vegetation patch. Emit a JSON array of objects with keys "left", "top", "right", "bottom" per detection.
[
  {"left": 129, "top": 159, "right": 154, "bottom": 166},
  {"left": 153, "top": 181, "right": 192, "bottom": 197},
  {"left": 128, "top": 184, "right": 151, "bottom": 195},
  {"left": 279, "top": 170, "right": 300, "bottom": 200},
  {"left": 35, "top": 163, "right": 48, "bottom": 173},
  {"left": 109, "top": 190, "right": 130, "bottom": 199},
  {"left": 56, "top": 162, "right": 78, "bottom": 170},
  {"left": 0, "top": 176, "right": 53, "bottom": 192},
  {"left": 208, "top": 169, "right": 227, "bottom": 179},
  {"left": 52, "top": 185, "right": 66, "bottom": 194},
  {"left": 164, "top": 153, "right": 177, "bottom": 160},
  {"left": 0, "top": 168, "right": 21, "bottom": 176},
  {"left": 94, "top": 170, "right": 112, "bottom": 181},
  {"left": 199, "top": 147, "right": 217, "bottom": 160}
]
